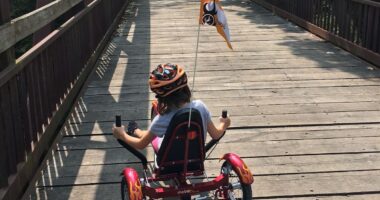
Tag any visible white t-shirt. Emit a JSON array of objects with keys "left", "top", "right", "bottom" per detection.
[{"left": 148, "top": 100, "right": 212, "bottom": 148}]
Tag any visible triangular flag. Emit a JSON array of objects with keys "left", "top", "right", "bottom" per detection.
[{"left": 199, "top": 0, "right": 232, "bottom": 49}]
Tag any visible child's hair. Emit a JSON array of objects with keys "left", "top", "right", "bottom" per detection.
[
  {"left": 149, "top": 63, "right": 191, "bottom": 114},
  {"left": 157, "top": 85, "right": 191, "bottom": 115}
]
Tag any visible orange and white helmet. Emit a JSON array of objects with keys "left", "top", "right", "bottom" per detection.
[{"left": 149, "top": 63, "right": 188, "bottom": 97}]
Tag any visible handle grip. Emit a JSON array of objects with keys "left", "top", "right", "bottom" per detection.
[
  {"left": 222, "top": 110, "right": 227, "bottom": 118},
  {"left": 115, "top": 115, "right": 121, "bottom": 127},
  {"left": 205, "top": 110, "right": 228, "bottom": 152}
]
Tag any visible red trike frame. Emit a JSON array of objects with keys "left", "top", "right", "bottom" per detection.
[{"left": 118, "top": 103, "right": 253, "bottom": 200}]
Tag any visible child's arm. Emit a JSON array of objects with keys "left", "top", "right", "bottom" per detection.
[
  {"left": 112, "top": 126, "right": 155, "bottom": 149},
  {"left": 207, "top": 115, "right": 231, "bottom": 140}
]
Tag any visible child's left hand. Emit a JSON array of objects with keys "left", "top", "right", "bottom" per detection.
[{"left": 112, "top": 125, "right": 126, "bottom": 140}]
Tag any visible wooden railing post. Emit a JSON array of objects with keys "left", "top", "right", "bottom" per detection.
[
  {"left": 0, "top": 0, "right": 14, "bottom": 190},
  {"left": 0, "top": 0, "right": 14, "bottom": 70}
]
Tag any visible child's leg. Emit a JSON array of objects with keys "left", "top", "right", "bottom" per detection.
[{"left": 151, "top": 136, "right": 159, "bottom": 154}]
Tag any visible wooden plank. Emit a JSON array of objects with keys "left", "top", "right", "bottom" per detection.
[
  {"left": 29, "top": 182, "right": 380, "bottom": 200},
  {"left": 18, "top": 71, "right": 33, "bottom": 153},
  {"left": 50, "top": 134, "right": 380, "bottom": 166},
  {"left": 9, "top": 77, "right": 25, "bottom": 164},
  {"left": 83, "top": 85, "right": 380, "bottom": 99},
  {"left": 99, "top": 56, "right": 366, "bottom": 70},
  {"left": 101, "top": 44, "right": 350, "bottom": 56},
  {"left": 80, "top": 86, "right": 380, "bottom": 105},
  {"left": 63, "top": 114, "right": 380, "bottom": 135},
  {"left": 110, "top": 32, "right": 315, "bottom": 44},
  {"left": 89, "top": 72, "right": 380, "bottom": 87},
  {"left": 58, "top": 126, "right": 380, "bottom": 150},
  {"left": 83, "top": 78, "right": 380, "bottom": 96},
  {"left": 0, "top": 89, "right": 9, "bottom": 189},
  {"left": 0, "top": 0, "right": 82, "bottom": 54},
  {"left": 65, "top": 107, "right": 380, "bottom": 126},
  {"left": 89, "top": 65, "right": 376, "bottom": 83},
  {"left": 66, "top": 101, "right": 380, "bottom": 123},
  {"left": 37, "top": 153, "right": 380, "bottom": 186},
  {"left": 78, "top": 95, "right": 380, "bottom": 112},
  {"left": 0, "top": 0, "right": 13, "bottom": 191},
  {"left": 89, "top": 61, "right": 370, "bottom": 81}
]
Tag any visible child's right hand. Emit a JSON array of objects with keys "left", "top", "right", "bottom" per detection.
[{"left": 219, "top": 115, "right": 231, "bottom": 130}]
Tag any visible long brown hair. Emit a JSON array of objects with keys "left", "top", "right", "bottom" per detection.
[{"left": 157, "top": 85, "right": 191, "bottom": 115}]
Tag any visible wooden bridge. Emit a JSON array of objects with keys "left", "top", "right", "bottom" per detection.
[{"left": 1, "top": 0, "right": 380, "bottom": 199}]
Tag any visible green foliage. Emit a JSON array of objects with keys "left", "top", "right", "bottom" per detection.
[
  {"left": 10, "top": 0, "right": 36, "bottom": 57},
  {"left": 11, "top": 0, "right": 36, "bottom": 19}
]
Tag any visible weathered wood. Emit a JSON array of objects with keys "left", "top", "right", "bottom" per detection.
[
  {"left": 77, "top": 95, "right": 380, "bottom": 113},
  {"left": 27, "top": 0, "right": 380, "bottom": 199},
  {"left": 0, "top": 0, "right": 83, "bottom": 54},
  {"left": 31, "top": 170, "right": 380, "bottom": 199},
  {"left": 1, "top": 0, "right": 130, "bottom": 199},
  {"left": 252, "top": 0, "right": 380, "bottom": 67},
  {"left": 58, "top": 126, "right": 380, "bottom": 150},
  {"left": 63, "top": 101, "right": 380, "bottom": 125},
  {"left": 83, "top": 78, "right": 380, "bottom": 96},
  {"left": 38, "top": 153, "right": 380, "bottom": 186},
  {"left": 0, "top": 90, "right": 11, "bottom": 190},
  {"left": 86, "top": 75, "right": 380, "bottom": 92},
  {"left": 0, "top": 0, "right": 14, "bottom": 191}
]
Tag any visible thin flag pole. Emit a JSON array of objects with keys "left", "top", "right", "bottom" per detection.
[{"left": 188, "top": 22, "right": 202, "bottom": 128}]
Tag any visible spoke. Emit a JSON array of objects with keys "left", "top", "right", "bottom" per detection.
[
  {"left": 230, "top": 182, "right": 242, "bottom": 190},
  {"left": 228, "top": 190, "right": 236, "bottom": 200}
]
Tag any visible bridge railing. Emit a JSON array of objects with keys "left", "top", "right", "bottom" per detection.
[
  {"left": 0, "top": 0, "right": 128, "bottom": 199},
  {"left": 253, "top": 0, "right": 380, "bottom": 67}
]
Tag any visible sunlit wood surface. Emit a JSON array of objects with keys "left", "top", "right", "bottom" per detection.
[{"left": 27, "top": 0, "right": 380, "bottom": 199}]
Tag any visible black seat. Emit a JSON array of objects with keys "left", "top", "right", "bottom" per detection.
[{"left": 155, "top": 108, "right": 205, "bottom": 177}]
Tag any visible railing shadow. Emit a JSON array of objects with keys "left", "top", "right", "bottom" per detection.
[{"left": 27, "top": 0, "right": 152, "bottom": 199}]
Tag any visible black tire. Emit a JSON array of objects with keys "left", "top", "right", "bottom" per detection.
[
  {"left": 220, "top": 161, "right": 252, "bottom": 200},
  {"left": 121, "top": 177, "right": 130, "bottom": 200}
]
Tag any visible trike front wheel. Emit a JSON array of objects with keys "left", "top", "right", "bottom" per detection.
[{"left": 219, "top": 161, "right": 252, "bottom": 200}]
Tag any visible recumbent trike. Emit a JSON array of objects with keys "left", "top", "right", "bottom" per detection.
[{"left": 115, "top": 105, "right": 254, "bottom": 200}]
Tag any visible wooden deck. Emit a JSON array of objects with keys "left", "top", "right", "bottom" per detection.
[{"left": 27, "top": 0, "right": 380, "bottom": 199}]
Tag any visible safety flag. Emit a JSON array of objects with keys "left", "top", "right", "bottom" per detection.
[{"left": 199, "top": 0, "right": 232, "bottom": 49}]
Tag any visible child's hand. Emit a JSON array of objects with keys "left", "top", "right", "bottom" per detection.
[
  {"left": 219, "top": 115, "right": 231, "bottom": 130},
  {"left": 112, "top": 125, "right": 126, "bottom": 140},
  {"left": 127, "top": 121, "right": 139, "bottom": 136}
]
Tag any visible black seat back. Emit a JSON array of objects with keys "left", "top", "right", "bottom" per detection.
[{"left": 156, "top": 108, "right": 205, "bottom": 176}]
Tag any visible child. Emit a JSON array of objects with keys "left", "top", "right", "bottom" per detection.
[{"left": 112, "top": 63, "right": 231, "bottom": 151}]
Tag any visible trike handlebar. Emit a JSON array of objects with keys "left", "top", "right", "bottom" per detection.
[{"left": 115, "top": 116, "right": 148, "bottom": 168}]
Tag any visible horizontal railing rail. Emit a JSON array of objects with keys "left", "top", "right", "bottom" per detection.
[
  {"left": 253, "top": 0, "right": 380, "bottom": 66},
  {"left": 0, "top": 0, "right": 128, "bottom": 199},
  {"left": 0, "top": 0, "right": 83, "bottom": 55}
]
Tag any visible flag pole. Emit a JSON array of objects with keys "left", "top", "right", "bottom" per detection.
[{"left": 188, "top": 21, "right": 202, "bottom": 128}]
